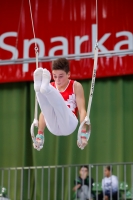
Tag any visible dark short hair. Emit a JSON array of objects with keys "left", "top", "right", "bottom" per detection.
[
  {"left": 80, "top": 165, "right": 89, "bottom": 171},
  {"left": 105, "top": 165, "right": 113, "bottom": 172},
  {"left": 52, "top": 58, "right": 70, "bottom": 73}
]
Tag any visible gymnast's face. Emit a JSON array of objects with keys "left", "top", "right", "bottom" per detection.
[{"left": 52, "top": 70, "right": 70, "bottom": 87}]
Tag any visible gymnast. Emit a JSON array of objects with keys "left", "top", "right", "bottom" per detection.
[{"left": 33, "top": 58, "right": 90, "bottom": 150}]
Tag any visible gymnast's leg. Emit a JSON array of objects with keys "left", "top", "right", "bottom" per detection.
[{"left": 34, "top": 67, "right": 78, "bottom": 136}]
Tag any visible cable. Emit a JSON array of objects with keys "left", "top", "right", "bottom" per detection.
[
  {"left": 96, "top": 0, "right": 98, "bottom": 42},
  {"left": 28, "top": 0, "right": 37, "bottom": 46},
  {"left": 14, "top": 0, "right": 24, "bottom": 59}
]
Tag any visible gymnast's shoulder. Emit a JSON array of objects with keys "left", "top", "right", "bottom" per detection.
[{"left": 73, "top": 80, "right": 84, "bottom": 93}]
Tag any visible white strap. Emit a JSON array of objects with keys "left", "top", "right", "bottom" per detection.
[
  {"left": 77, "top": 44, "right": 98, "bottom": 149},
  {"left": 87, "top": 43, "right": 98, "bottom": 118},
  {"left": 30, "top": 47, "right": 39, "bottom": 144},
  {"left": 77, "top": 0, "right": 99, "bottom": 149},
  {"left": 34, "top": 49, "right": 39, "bottom": 121}
]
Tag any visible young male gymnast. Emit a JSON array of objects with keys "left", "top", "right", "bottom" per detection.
[{"left": 33, "top": 58, "right": 90, "bottom": 150}]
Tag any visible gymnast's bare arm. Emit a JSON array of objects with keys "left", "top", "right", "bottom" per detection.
[
  {"left": 38, "top": 112, "right": 46, "bottom": 133},
  {"left": 74, "top": 81, "right": 87, "bottom": 126}
]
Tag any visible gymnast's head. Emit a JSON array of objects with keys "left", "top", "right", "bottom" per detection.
[{"left": 52, "top": 58, "right": 70, "bottom": 87}]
